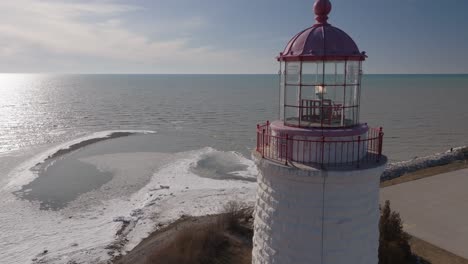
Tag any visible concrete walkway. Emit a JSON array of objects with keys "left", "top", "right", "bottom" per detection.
[{"left": 380, "top": 168, "right": 468, "bottom": 259}]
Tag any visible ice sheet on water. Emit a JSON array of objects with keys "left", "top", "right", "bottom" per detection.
[
  {"left": 2, "top": 130, "right": 156, "bottom": 192},
  {"left": 0, "top": 142, "right": 257, "bottom": 264}
]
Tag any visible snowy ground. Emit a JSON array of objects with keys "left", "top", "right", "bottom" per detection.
[
  {"left": 1, "top": 131, "right": 464, "bottom": 264},
  {"left": 0, "top": 132, "right": 257, "bottom": 264}
]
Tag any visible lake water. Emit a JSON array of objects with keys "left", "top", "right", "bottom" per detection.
[
  {"left": 0, "top": 74, "right": 467, "bottom": 160},
  {"left": 0, "top": 74, "right": 467, "bottom": 263}
]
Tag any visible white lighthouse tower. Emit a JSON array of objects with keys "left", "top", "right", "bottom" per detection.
[{"left": 252, "top": 1, "right": 387, "bottom": 263}]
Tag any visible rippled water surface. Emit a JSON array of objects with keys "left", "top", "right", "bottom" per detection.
[
  {"left": 0, "top": 74, "right": 467, "bottom": 264},
  {"left": 1, "top": 74, "right": 467, "bottom": 161}
]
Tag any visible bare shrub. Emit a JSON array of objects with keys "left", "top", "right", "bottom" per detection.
[
  {"left": 144, "top": 201, "right": 254, "bottom": 264},
  {"left": 379, "top": 200, "right": 413, "bottom": 264},
  {"left": 146, "top": 224, "right": 227, "bottom": 264},
  {"left": 220, "top": 201, "right": 253, "bottom": 233}
]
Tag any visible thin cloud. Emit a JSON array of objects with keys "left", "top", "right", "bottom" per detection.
[{"left": 0, "top": 0, "right": 260, "bottom": 73}]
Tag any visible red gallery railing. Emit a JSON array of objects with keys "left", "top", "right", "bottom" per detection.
[{"left": 256, "top": 121, "right": 384, "bottom": 169}]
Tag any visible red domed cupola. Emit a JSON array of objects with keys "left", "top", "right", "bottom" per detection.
[
  {"left": 277, "top": 0, "right": 367, "bottom": 128},
  {"left": 279, "top": 0, "right": 365, "bottom": 61}
]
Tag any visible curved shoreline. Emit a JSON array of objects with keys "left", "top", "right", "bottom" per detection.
[
  {"left": 42, "top": 131, "right": 135, "bottom": 163},
  {"left": 4, "top": 130, "right": 156, "bottom": 191},
  {"left": 4, "top": 147, "right": 257, "bottom": 264},
  {"left": 4, "top": 138, "right": 467, "bottom": 263}
]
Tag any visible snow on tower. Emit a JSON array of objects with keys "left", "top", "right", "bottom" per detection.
[{"left": 252, "top": 1, "right": 387, "bottom": 263}]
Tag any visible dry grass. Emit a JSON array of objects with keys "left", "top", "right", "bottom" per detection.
[
  {"left": 116, "top": 200, "right": 468, "bottom": 264},
  {"left": 218, "top": 201, "right": 254, "bottom": 235},
  {"left": 146, "top": 224, "right": 228, "bottom": 264},
  {"left": 144, "top": 201, "right": 253, "bottom": 264},
  {"left": 409, "top": 236, "right": 468, "bottom": 264}
]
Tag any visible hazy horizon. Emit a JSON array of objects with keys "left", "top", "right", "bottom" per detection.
[{"left": 2, "top": 73, "right": 468, "bottom": 76}]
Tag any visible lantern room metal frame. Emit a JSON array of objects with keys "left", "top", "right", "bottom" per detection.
[
  {"left": 277, "top": 0, "right": 367, "bottom": 129},
  {"left": 255, "top": 0, "right": 384, "bottom": 168}
]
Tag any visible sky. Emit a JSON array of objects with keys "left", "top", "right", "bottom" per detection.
[{"left": 0, "top": 0, "right": 467, "bottom": 74}]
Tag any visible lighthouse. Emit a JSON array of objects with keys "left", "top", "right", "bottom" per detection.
[{"left": 252, "top": 0, "right": 387, "bottom": 263}]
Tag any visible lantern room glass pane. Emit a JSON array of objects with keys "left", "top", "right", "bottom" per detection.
[
  {"left": 346, "top": 61, "right": 360, "bottom": 85},
  {"left": 325, "top": 85, "right": 344, "bottom": 124},
  {"left": 343, "top": 85, "right": 359, "bottom": 126},
  {"left": 279, "top": 60, "right": 363, "bottom": 128},
  {"left": 343, "top": 107, "right": 358, "bottom": 126},
  {"left": 301, "top": 85, "right": 317, "bottom": 100},
  {"left": 302, "top": 62, "right": 320, "bottom": 85},
  {"left": 324, "top": 62, "right": 334, "bottom": 85},
  {"left": 324, "top": 62, "right": 345, "bottom": 85},
  {"left": 345, "top": 85, "right": 359, "bottom": 107},
  {"left": 286, "top": 62, "right": 300, "bottom": 85},
  {"left": 285, "top": 85, "right": 299, "bottom": 106},
  {"left": 280, "top": 61, "right": 285, "bottom": 83},
  {"left": 335, "top": 62, "right": 345, "bottom": 85},
  {"left": 326, "top": 86, "right": 344, "bottom": 105},
  {"left": 321, "top": 85, "right": 344, "bottom": 126},
  {"left": 279, "top": 62, "right": 285, "bottom": 120},
  {"left": 284, "top": 106, "right": 299, "bottom": 126}
]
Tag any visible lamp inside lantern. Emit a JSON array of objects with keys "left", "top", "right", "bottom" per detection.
[{"left": 315, "top": 85, "right": 327, "bottom": 99}]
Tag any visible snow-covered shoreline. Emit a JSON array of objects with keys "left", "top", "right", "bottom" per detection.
[
  {"left": 2, "top": 130, "right": 156, "bottom": 192},
  {"left": 1, "top": 128, "right": 466, "bottom": 264},
  {"left": 0, "top": 138, "right": 257, "bottom": 264}
]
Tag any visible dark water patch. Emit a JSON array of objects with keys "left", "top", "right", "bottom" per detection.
[
  {"left": 13, "top": 131, "right": 214, "bottom": 210},
  {"left": 15, "top": 159, "right": 112, "bottom": 210},
  {"left": 14, "top": 132, "right": 138, "bottom": 210}
]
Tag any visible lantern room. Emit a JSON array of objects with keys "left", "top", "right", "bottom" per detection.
[{"left": 278, "top": 0, "right": 366, "bottom": 128}]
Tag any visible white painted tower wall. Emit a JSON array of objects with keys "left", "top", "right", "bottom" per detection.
[{"left": 252, "top": 157, "right": 386, "bottom": 264}]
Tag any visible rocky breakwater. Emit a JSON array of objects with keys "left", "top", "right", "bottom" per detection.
[{"left": 382, "top": 146, "right": 468, "bottom": 181}]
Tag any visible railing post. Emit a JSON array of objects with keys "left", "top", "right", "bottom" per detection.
[
  {"left": 257, "top": 122, "right": 384, "bottom": 167},
  {"left": 285, "top": 134, "right": 289, "bottom": 166},
  {"left": 321, "top": 136, "right": 325, "bottom": 169},
  {"left": 256, "top": 124, "right": 260, "bottom": 152},
  {"left": 378, "top": 127, "right": 384, "bottom": 162},
  {"left": 357, "top": 136, "right": 361, "bottom": 168},
  {"left": 262, "top": 129, "right": 266, "bottom": 158},
  {"left": 266, "top": 121, "right": 270, "bottom": 146}
]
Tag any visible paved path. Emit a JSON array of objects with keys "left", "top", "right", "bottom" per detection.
[{"left": 380, "top": 168, "right": 468, "bottom": 259}]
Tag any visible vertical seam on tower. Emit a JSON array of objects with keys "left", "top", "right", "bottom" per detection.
[
  {"left": 320, "top": 173, "right": 327, "bottom": 264},
  {"left": 321, "top": 26, "right": 326, "bottom": 131}
]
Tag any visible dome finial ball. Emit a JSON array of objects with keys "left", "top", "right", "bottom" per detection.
[{"left": 314, "top": 0, "right": 332, "bottom": 24}]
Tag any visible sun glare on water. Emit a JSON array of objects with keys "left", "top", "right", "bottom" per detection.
[{"left": 0, "top": 74, "right": 50, "bottom": 153}]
